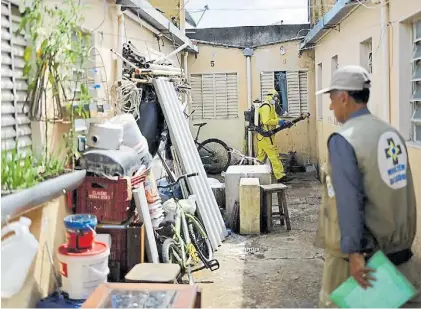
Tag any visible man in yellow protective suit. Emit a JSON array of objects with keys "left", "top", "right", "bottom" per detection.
[{"left": 256, "top": 89, "right": 293, "bottom": 183}]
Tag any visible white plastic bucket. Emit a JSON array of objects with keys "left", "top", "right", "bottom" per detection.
[{"left": 57, "top": 242, "right": 110, "bottom": 300}]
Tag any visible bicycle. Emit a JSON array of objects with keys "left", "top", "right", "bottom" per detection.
[
  {"left": 187, "top": 110, "right": 231, "bottom": 175},
  {"left": 228, "top": 147, "right": 264, "bottom": 166},
  {"left": 156, "top": 173, "right": 220, "bottom": 284}
]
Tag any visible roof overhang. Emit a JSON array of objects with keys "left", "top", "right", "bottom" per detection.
[
  {"left": 300, "top": 0, "right": 359, "bottom": 51},
  {"left": 118, "top": 0, "right": 198, "bottom": 53}
]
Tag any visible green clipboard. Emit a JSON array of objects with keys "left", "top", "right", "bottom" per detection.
[{"left": 330, "top": 251, "right": 417, "bottom": 308}]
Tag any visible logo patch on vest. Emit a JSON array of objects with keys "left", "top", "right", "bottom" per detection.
[{"left": 377, "top": 131, "right": 407, "bottom": 189}]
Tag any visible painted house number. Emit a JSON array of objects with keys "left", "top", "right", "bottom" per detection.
[{"left": 210, "top": 60, "right": 215, "bottom": 67}]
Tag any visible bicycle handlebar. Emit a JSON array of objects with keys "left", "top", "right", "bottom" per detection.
[{"left": 157, "top": 173, "right": 199, "bottom": 189}]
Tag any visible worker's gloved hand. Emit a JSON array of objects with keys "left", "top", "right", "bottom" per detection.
[{"left": 279, "top": 119, "right": 292, "bottom": 127}]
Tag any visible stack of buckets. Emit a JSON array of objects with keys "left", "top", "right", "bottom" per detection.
[
  {"left": 144, "top": 171, "right": 165, "bottom": 228},
  {"left": 57, "top": 214, "right": 110, "bottom": 300}
]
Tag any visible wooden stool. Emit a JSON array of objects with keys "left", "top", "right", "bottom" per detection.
[
  {"left": 125, "top": 263, "right": 181, "bottom": 284},
  {"left": 260, "top": 183, "right": 291, "bottom": 232}
]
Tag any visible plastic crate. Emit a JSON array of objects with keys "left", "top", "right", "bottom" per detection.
[
  {"left": 96, "top": 224, "right": 144, "bottom": 282},
  {"left": 75, "top": 175, "right": 145, "bottom": 224}
]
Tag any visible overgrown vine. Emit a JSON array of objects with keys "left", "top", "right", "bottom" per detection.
[{"left": 1, "top": 0, "right": 93, "bottom": 192}]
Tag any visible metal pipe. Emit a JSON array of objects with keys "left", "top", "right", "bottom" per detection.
[
  {"left": 1, "top": 170, "right": 86, "bottom": 224},
  {"left": 144, "top": 63, "right": 182, "bottom": 73},
  {"left": 380, "top": 0, "right": 390, "bottom": 123},
  {"left": 246, "top": 55, "right": 252, "bottom": 157},
  {"left": 110, "top": 49, "right": 139, "bottom": 70},
  {"left": 141, "top": 70, "right": 182, "bottom": 76},
  {"left": 154, "top": 42, "right": 189, "bottom": 64},
  {"left": 116, "top": 5, "right": 124, "bottom": 81}
]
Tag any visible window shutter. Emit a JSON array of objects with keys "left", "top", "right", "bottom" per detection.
[
  {"left": 226, "top": 73, "right": 238, "bottom": 118},
  {"left": 214, "top": 73, "right": 228, "bottom": 119},
  {"left": 189, "top": 73, "right": 238, "bottom": 120},
  {"left": 1, "top": 1, "right": 31, "bottom": 157},
  {"left": 411, "top": 19, "right": 421, "bottom": 142},
  {"left": 298, "top": 71, "right": 308, "bottom": 114},
  {"left": 190, "top": 74, "right": 203, "bottom": 120},
  {"left": 286, "top": 71, "right": 301, "bottom": 117},
  {"left": 260, "top": 72, "right": 274, "bottom": 102}
]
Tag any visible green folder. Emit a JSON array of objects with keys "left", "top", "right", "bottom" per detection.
[{"left": 330, "top": 251, "right": 417, "bottom": 308}]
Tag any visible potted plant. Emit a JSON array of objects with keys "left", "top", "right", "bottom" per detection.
[{"left": 0, "top": 0, "right": 92, "bottom": 224}]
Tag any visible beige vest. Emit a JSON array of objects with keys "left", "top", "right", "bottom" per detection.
[{"left": 315, "top": 113, "right": 417, "bottom": 256}]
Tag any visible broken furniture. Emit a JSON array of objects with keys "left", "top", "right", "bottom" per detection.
[
  {"left": 239, "top": 178, "right": 261, "bottom": 235},
  {"left": 225, "top": 165, "right": 272, "bottom": 220},
  {"left": 82, "top": 283, "right": 202, "bottom": 308},
  {"left": 260, "top": 183, "right": 291, "bottom": 232},
  {"left": 125, "top": 263, "right": 181, "bottom": 284}
]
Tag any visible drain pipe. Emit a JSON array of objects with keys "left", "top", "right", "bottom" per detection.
[
  {"left": 243, "top": 48, "right": 254, "bottom": 157},
  {"left": 380, "top": 0, "right": 390, "bottom": 123},
  {"left": 116, "top": 5, "right": 125, "bottom": 81}
]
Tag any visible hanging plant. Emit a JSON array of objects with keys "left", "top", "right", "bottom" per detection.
[{"left": 18, "top": 0, "right": 92, "bottom": 122}]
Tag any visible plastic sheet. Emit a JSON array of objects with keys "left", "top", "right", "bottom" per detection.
[{"left": 105, "top": 289, "right": 176, "bottom": 308}]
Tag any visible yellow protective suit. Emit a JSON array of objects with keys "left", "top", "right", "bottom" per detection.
[{"left": 256, "top": 94, "right": 286, "bottom": 180}]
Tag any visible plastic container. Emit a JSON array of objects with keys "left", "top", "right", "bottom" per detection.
[
  {"left": 86, "top": 123, "right": 124, "bottom": 150},
  {"left": 57, "top": 241, "right": 110, "bottom": 300},
  {"left": 1, "top": 217, "right": 39, "bottom": 298},
  {"left": 108, "top": 114, "right": 149, "bottom": 154},
  {"left": 64, "top": 214, "right": 98, "bottom": 251}
]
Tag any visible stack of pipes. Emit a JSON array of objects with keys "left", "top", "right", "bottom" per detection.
[{"left": 117, "top": 41, "right": 183, "bottom": 79}]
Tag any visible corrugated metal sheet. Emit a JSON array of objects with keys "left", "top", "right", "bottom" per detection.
[
  {"left": 153, "top": 78, "right": 227, "bottom": 250},
  {"left": 1, "top": 1, "right": 31, "bottom": 156}
]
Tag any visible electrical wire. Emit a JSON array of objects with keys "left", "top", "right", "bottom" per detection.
[{"left": 110, "top": 79, "right": 142, "bottom": 120}]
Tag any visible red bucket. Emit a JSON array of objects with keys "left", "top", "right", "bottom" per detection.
[{"left": 66, "top": 229, "right": 95, "bottom": 251}]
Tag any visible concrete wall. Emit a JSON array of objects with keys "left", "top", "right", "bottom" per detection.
[
  {"left": 309, "top": 0, "right": 337, "bottom": 25},
  {"left": 1, "top": 0, "right": 182, "bottom": 306},
  {"left": 312, "top": 0, "right": 421, "bottom": 256},
  {"left": 187, "top": 40, "right": 318, "bottom": 163}
]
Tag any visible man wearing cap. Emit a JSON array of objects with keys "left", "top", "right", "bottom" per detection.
[{"left": 315, "top": 65, "right": 419, "bottom": 307}]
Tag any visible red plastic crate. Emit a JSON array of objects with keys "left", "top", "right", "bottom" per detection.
[
  {"left": 96, "top": 224, "right": 144, "bottom": 282},
  {"left": 75, "top": 174, "right": 146, "bottom": 224}
]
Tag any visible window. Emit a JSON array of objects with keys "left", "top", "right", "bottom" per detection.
[
  {"left": 190, "top": 73, "right": 238, "bottom": 120},
  {"left": 329, "top": 55, "right": 342, "bottom": 126},
  {"left": 411, "top": 19, "right": 421, "bottom": 143},
  {"left": 260, "top": 70, "right": 309, "bottom": 117},
  {"left": 317, "top": 63, "right": 323, "bottom": 120},
  {"left": 1, "top": 1, "right": 32, "bottom": 157},
  {"left": 360, "top": 38, "right": 373, "bottom": 74}
]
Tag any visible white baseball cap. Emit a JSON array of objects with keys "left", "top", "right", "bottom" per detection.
[{"left": 315, "top": 65, "right": 371, "bottom": 95}]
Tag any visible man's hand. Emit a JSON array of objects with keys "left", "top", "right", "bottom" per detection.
[{"left": 349, "top": 253, "right": 376, "bottom": 289}]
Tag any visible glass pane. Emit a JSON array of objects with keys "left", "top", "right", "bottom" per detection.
[
  {"left": 415, "top": 124, "right": 421, "bottom": 143},
  {"left": 413, "top": 43, "right": 421, "bottom": 60},
  {"left": 101, "top": 289, "right": 176, "bottom": 308},
  {"left": 412, "top": 103, "right": 421, "bottom": 120},
  {"left": 416, "top": 19, "right": 421, "bottom": 40}
]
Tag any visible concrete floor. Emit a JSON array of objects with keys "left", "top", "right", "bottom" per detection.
[{"left": 195, "top": 173, "right": 324, "bottom": 308}]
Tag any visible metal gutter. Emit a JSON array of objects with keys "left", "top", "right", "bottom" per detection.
[
  {"left": 300, "top": 0, "right": 359, "bottom": 50},
  {"left": 118, "top": 0, "right": 198, "bottom": 53}
]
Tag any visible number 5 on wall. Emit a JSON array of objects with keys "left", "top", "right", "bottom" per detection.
[{"left": 211, "top": 61, "right": 215, "bottom": 67}]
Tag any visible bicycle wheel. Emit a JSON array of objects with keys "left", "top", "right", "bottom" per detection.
[
  {"left": 187, "top": 215, "right": 213, "bottom": 262},
  {"left": 161, "top": 238, "right": 184, "bottom": 265},
  {"left": 197, "top": 138, "right": 231, "bottom": 175}
]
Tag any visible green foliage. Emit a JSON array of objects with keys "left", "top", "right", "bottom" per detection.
[
  {"left": 18, "top": 0, "right": 92, "bottom": 121},
  {"left": 1, "top": 137, "right": 69, "bottom": 192}
]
